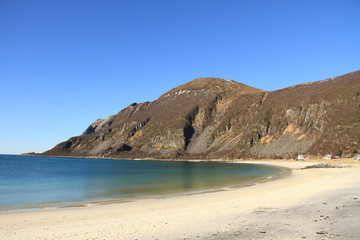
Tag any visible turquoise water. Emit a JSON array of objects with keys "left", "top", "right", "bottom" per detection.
[{"left": 0, "top": 155, "right": 284, "bottom": 210}]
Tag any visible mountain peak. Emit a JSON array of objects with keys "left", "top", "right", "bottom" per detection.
[{"left": 165, "top": 77, "right": 265, "bottom": 96}]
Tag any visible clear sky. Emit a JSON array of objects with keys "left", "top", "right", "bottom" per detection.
[{"left": 1, "top": 0, "right": 359, "bottom": 154}]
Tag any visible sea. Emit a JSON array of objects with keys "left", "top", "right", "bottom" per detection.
[{"left": 0, "top": 154, "right": 286, "bottom": 211}]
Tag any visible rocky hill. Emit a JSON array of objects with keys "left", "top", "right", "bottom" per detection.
[{"left": 44, "top": 71, "right": 360, "bottom": 159}]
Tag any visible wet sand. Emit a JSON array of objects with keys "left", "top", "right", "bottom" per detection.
[{"left": 0, "top": 160, "right": 359, "bottom": 239}]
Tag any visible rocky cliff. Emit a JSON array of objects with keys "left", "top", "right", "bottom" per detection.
[{"left": 44, "top": 71, "right": 360, "bottom": 159}]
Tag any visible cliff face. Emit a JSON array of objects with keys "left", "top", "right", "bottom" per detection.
[{"left": 44, "top": 71, "right": 360, "bottom": 159}]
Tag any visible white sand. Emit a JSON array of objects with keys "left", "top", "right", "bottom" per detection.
[{"left": 1, "top": 161, "right": 359, "bottom": 239}]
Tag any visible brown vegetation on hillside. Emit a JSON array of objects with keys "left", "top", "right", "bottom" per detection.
[{"left": 44, "top": 71, "right": 360, "bottom": 159}]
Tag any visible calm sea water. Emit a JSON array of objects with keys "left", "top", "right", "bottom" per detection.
[{"left": 0, "top": 155, "right": 284, "bottom": 210}]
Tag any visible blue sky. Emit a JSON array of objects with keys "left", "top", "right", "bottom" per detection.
[{"left": 1, "top": 0, "right": 359, "bottom": 154}]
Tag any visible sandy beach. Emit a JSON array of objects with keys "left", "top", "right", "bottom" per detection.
[{"left": 1, "top": 160, "right": 359, "bottom": 240}]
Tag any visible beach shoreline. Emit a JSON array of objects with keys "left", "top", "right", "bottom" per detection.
[
  {"left": 0, "top": 158, "right": 289, "bottom": 213},
  {"left": 1, "top": 160, "right": 359, "bottom": 239}
]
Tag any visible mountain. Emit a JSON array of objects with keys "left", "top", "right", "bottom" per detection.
[{"left": 44, "top": 71, "right": 360, "bottom": 159}]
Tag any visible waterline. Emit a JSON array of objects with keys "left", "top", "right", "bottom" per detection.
[{"left": 0, "top": 155, "right": 288, "bottom": 212}]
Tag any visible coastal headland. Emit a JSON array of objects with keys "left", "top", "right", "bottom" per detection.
[
  {"left": 1, "top": 159, "right": 359, "bottom": 239},
  {"left": 44, "top": 70, "right": 360, "bottom": 161}
]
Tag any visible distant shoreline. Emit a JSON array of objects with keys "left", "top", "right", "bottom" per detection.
[{"left": 20, "top": 152, "right": 360, "bottom": 164}]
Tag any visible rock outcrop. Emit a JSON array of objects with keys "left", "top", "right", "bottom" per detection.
[{"left": 44, "top": 71, "right": 360, "bottom": 159}]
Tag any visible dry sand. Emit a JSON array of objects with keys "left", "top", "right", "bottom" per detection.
[{"left": 0, "top": 160, "right": 359, "bottom": 240}]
